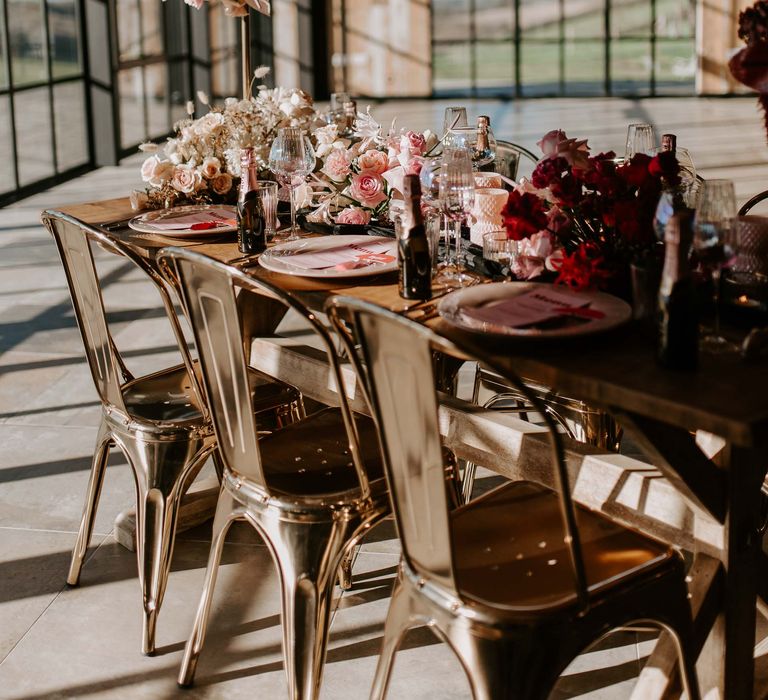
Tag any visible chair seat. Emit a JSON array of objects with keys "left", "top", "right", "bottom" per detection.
[
  {"left": 258, "top": 407, "right": 384, "bottom": 496},
  {"left": 451, "top": 481, "right": 675, "bottom": 614},
  {"left": 122, "top": 363, "right": 300, "bottom": 425}
]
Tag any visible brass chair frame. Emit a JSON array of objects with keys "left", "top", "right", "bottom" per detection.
[
  {"left": 43, "top": 211, "right": 302, "bottom": 654},
  {"left": 160, "top": 248, "right": 389, "bottom": 699},
  {"left": 739, "top": 189, "right": 768, "bottom": 217},
  {"left": 327, "top": 296, "right": 700, "bottom": 700},
  {"left": 493, "top": 139, "right": 539, "bottom": 182}
]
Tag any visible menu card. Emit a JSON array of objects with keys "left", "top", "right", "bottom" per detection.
[
  {"left": 147, "top": 207, "right": 236, "bottom": 231},
  {"left": 279, "top": 240, "right": 396, "bottom": 271},
  {"left": 461, "top": 287, "right": 605, "bottom": 329}
]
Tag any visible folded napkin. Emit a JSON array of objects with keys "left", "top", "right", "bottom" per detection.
[
  {"left": 279, "top": 240, "right": 396, "bottom": 271},
  {"left": 147, "top": 208, "right": 236, "bottom": 231},
  {"left": 461, "top": 287, "right": 605, "bottom": 328}
]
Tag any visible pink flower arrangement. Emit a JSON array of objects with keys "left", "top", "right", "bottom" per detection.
[{"left": 308, "top": 108, "right": 436, "bottom": 224}]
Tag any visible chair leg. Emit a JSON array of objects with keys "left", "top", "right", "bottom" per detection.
[
  {"left": 273, "top": 519, "right": 344, "bottom": 700},
  {"left": 67, "top": 421, "right": 111, "bottom": 586},
  {"left": 337, "top": 549, "right": 354, "bottom": 591},
  {"left": 129, "top": 439, "right": 212, "bottom": 655},
  {"left": 178, "top": 487, "right": 239, "bottom": 687},
  {"left": 369, "top": 576, "right": 415, "bottom": 700},
  {"left": 663, "top": 622, "right": 701, "bottom": 700},
  {"left": 460, "top": 462, "right": 477, "bottom": 503}
]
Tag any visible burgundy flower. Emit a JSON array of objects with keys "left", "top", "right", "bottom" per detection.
[
  {"left": 618, "top": 153, "right": 653, "bottom": 187},
  {"left": 502, "top": 190, "right": 549, "bottom": 241},
  {"left": 554, "top": 242, "right": 611, "bottom": 291},
  {"left": 531, "top": 156, "right": 569, "bottom": 190}
]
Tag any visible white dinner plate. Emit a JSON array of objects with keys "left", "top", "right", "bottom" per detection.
[
  {"left": 258, "top": 235, "right": 398, "bottom": 279},
  {"left": 128, "top": 204, "right": 237, "bottom": 237},
  {"left": 437, "top": 282, "right": 632, "bottom": 339}
]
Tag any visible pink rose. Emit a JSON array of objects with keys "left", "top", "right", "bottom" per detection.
[
  {"left": 400, "top": 130, "right": 427, "bottom": 156},
  {"left": 211, "top": 172, "right": 233, "bottom": 195},
  {"left": 357, "top": 149, "right": 389, "bottom": 175},
  {"left": 171, "top": 164, "right": 201, "bottom": 194},
  {"left": 336, "top": 207, "right": 371, "bottom": 225},
  {"left": 322, "top": 149, "right": 352, "bottom": 182},
  {"left": 536, "top": 129, "right": 590, "bottom": 170},
  {"left": 537, "top": 130, "right": 569, "bottom": 157},
  {"left": 348, "top": 172, "right": 387, "bottom": 208}
]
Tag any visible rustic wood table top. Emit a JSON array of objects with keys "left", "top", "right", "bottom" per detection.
[{"left": 59, "top": 197, "right": 767, "bottom": 448}]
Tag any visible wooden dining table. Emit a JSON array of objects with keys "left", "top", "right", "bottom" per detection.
[{"left": 56, "top": 196, "right": 768, "bottom": 700}]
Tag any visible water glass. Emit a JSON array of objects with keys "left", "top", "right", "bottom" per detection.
[
  {"left": 268, "top": 127, "right": 316, "bottom": 240},
  {"left": 625, "top": 123, "right": 656, "bottom": 159},
  {"left": 694, "top": 178, "right": 738, "bottom": 353},
  {"left": 482, "top": 230, "right": 517, "bottom": 267},
  {"left": 251, "top": 181, "right": 278, "bottom": 239},
  {"left": 442, "top": 106, "right": 468, "bottom": 135}
]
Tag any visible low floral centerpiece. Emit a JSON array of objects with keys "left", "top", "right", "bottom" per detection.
[
  {"left": 136, "top": 69, "right": 316, "bottom": 209},
  {"left": 305, "top": 110, "right": 437, "bottom": 227},
  {"left": 501, "top": 130, "right": 680, "bottom": 291}
]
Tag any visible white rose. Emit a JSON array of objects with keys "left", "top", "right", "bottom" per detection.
[
  {"left": 141, "top": 156, "right": 174, "bottom": 187},
  {"left": 200, "top": 157, "right": 221, "bottom": 179},
  {"left": 171, "top": 164, "right": 202, "bottom": 194}
]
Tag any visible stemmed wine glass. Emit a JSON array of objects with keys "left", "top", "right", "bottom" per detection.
[
  {"left": 694, "top": 179, "right": 738, "bottom": 353},
  {"left": 439, "top": 147, "right": 475, "bottom": 287},
  {"left": 444, "top": 125, "right": 496, "bottom": 170},
  {"left": 268, "top": 127, "right": 316, "bottom": 241},
  {"left": 625, "top": 123, "right": 656, "bottom": 160}
]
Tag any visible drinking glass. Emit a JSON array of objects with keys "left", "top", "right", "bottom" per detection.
[
  {"left": 694, "top": 179, "right": 738, "bottom": 353},
  {"left": 251, "top": 181, "right": 278, "bottom": 239},
  {"left": 651, "top": 145, "right": 698, "bottom": 205},
  {"left": 483, "top": 230, "right": 517, "bottom": 268},
  {"left": 625, "top": 123, "right": 656, "bottom": 159},
  {"left": 268, "top": 128, "right": 316, "bottom": 240},
  {"left": 330, "top": 92, "right": 352, "bottom": 112},
  {"left": 442, "top": 106, "right": 468, "bottom": 135},
  {"left": 444, "top": 126, "right": 497, "bottom": 170},
  {"left": 439, "top": 147, "right": 475, "bottom": 286}
]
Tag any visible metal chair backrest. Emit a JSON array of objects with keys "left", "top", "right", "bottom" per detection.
[
  {"left": 327, "top": 297, "right": 589, "bottom": 609},
  {"left": 42, "top": 210, "right": 208, "bottom": 420},
  {"left": 43, "top": 211, "right": 131, "bottom": 416},
  {"left": 739, "top": 190, "right": 768, "bottom": 217},
  {"left": 494, "top": 140, "right": 539, "bottom": 181},
  {"left": 160, "top": 247, "right": 373, "bottom": 499}
]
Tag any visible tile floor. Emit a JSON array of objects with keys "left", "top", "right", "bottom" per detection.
[{"left": 2, "top": 97, "right": 768, "bottom": 699}]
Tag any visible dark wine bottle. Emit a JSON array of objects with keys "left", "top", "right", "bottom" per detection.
[
  {"left": 237, "top": 148, "right": 267, "bottom": 255},
  {"left": 657, "top": 211, "right": 698, "bottom": 370},
  {"left": 398, "top": 174, "right": 432, "bottom": 301}
]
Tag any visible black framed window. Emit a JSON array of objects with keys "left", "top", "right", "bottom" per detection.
[
  {"left": 115, "top": 0, "right": 194, "bottom": 154},
  {"left": 432, "top": 0, "right": 696, "bottom": 97},
  {"left": 0, "top": 0, "right": 90, "bottom": 201}
]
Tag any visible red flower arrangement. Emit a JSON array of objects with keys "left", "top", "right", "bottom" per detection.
[{"left": 502, "top": 130, "right": 680, "bottom": 291}]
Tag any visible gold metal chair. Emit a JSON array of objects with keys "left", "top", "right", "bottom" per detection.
[
  {"left": 327, "top": 297, "right": 700, "bottom": 700},
  {"left": 160, "top": 248, "right": 389, "bottom": 699},
  {"left": 42, "top": 211, "right": 302, "bottom": 655},
  {"left": 493, "top": 139, "right": 539, "bottom": 182},
  {"left": 461, "top": 367, "right": 623, "bottom": 501}
]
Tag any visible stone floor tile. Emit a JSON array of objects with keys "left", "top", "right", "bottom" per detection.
[
  {"left": 0, "top": 424, "right": 134, "bottom": 535},
  {"left": 0, "top": 527, "right": 93, "bottom": 663}
]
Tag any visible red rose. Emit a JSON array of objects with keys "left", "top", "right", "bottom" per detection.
[{"left": 502, "top": 190, "right": 549, "bottom": 241}]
